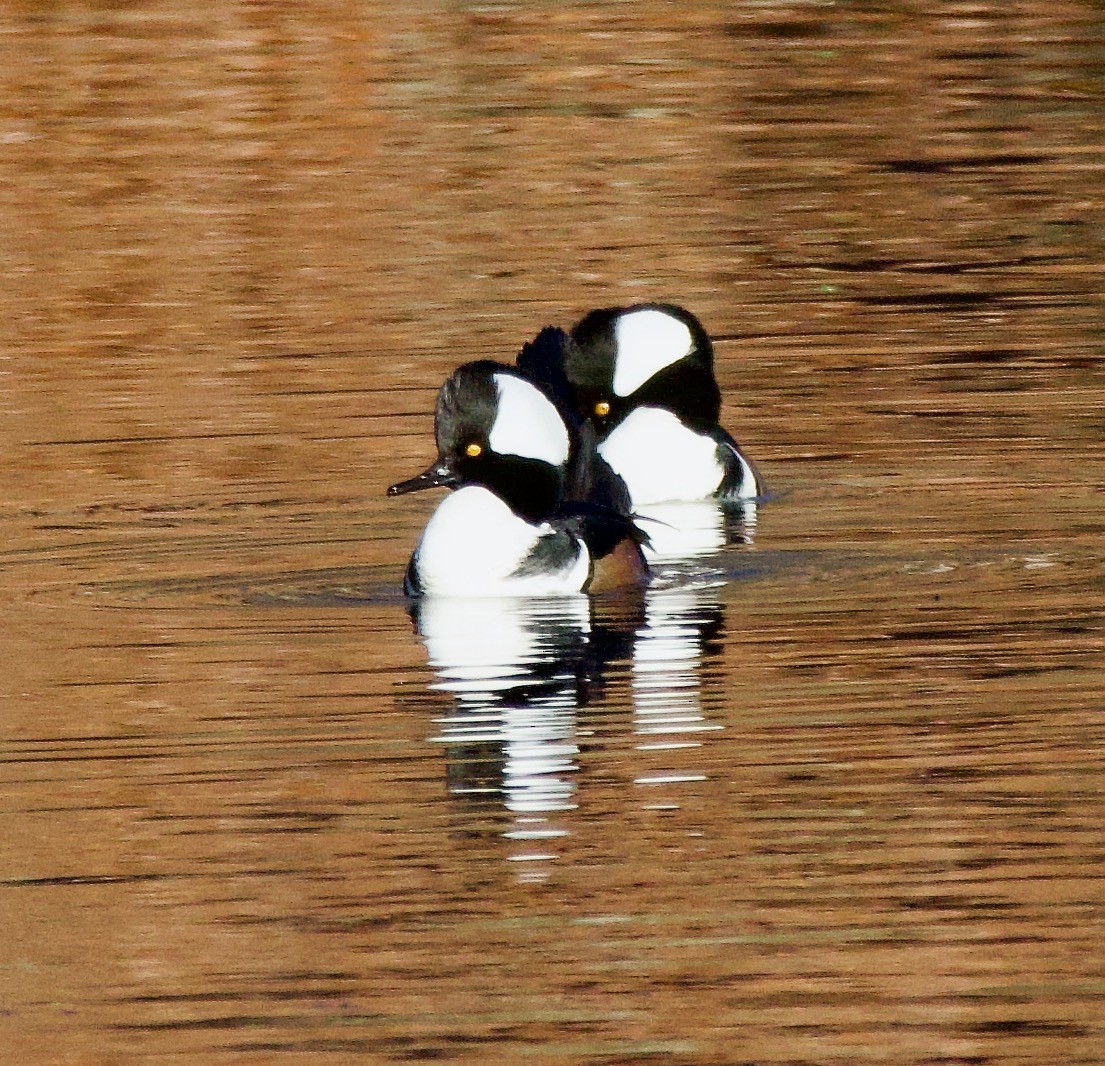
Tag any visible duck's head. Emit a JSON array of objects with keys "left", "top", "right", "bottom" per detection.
[
  {"left": 564, "top": 303, "right": 721, "bottom": 434},
  {"left": 388, "top": 361, "right": 571, "bottom": 522}
]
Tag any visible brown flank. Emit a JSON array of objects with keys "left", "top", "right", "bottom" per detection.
[{"left": 586, "top": 536, "right": 649, "bottom": 593}]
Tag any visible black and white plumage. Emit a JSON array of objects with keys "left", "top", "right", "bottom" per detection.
[
  {"left": 557, "top": 303, "right": 764, "bottom": 509},
  {"left": 515, "top": 325, "right": 633, "bottom": 516},
  {"left": 388, "top": 360, "right": 648, "bottom": 598}
]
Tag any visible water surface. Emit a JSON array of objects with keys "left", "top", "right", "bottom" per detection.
[{"left": 1, "top": 3, "right": 1104, "bottom": 1063}]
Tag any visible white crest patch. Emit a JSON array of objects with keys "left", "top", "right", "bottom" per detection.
[
  {"left": 413, "top": 486, "right": 590, "bottom": 596},
  {"left": 598, "top": 407, "right": 723, "bottom": 507},
  {"left": 612, "top": 309, "right": 694, "bottom": 398},
  {"left": 488, "top": 373, "right": 570, "bottom": 465}
]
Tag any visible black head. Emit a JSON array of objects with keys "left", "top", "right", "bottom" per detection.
[
  {"left": 388, "top": 361, "right": 571, "bottom": 522},
  {"left": 565, "top": 302, "right": 721, "bottom": 434}
]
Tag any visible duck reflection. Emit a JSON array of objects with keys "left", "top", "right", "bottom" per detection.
[
  {"left": 413, "top": 594, "right": 628, "bottom": 881},
  {"left": 630, "top": 581, "right": 725, "bottom": 809},
  {"left": 412, "top": 579, "right": 727, "bottom": 880},
  {"left": 635, "top": 499, "right": 757, "bottom": 563}
]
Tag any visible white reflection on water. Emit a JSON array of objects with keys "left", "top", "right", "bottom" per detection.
[
  {"left": 413, "top": 577, "right": 728, "bottom": 880},
  {"left": 416, "top": 595, "right": 596, "bottom": 880},
  {"left": 631, "top": 582, "right": 725, "bottom": 809},
  {"left": 636, "top": 500, "right": 756, "bottom": 561}
]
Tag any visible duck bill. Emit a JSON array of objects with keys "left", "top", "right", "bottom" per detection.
[{"left": 387, "top": 459, "right": 459, "bottom": 497}]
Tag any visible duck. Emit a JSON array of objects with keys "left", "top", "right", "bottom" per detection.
[
  {"left": 388, "top": 360, "right": 648, "bottom": 597},
  {"left": 556, "top": 302, "right": 764, "bottom": 510}
]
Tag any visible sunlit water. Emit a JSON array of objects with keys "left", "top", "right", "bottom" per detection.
[{"left": 2, "top": 3, "right": 1104, "bottom": 1064}]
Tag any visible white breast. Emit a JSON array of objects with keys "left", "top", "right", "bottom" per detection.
[
  {"left": 413, "top": 486, "right": 590, "bottom": 596},
  {"left": 598, "top": 407, "right": 724, "bottom": 507}
]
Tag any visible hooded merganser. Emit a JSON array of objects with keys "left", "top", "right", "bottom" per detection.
[
  {"left": 559, "top": 303, "right": 764, "bottom": 509},
  {"left": 388, "top": 361, "right": 648, "bottom": 597}
]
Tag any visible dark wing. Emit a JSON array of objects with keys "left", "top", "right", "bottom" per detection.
[
  {"left": 402, "top": 553, "right": 423, "bottom": 597},
  {"left": 510, "top": 527, "right": 584, "bottom": 579},
  {"left": 555, "top": 500, "right": 650, "bottom": 559}
]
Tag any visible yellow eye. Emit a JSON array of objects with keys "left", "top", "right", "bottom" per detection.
[
  {"left": 465, "top": 442, "right": 482, "bottom": 457},
  {"left": 594, "top": 401, "right": 611, "bottom": 417}
]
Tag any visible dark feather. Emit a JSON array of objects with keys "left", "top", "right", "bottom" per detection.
[
  {"left": 555, "top": 500, "right": 650, "bottom": 559},
  {"left": 515, "top": 327, "right": 582, "bottom": 432},
  {"left": 516, "top": 327, "right": 633, "bottom": 515},
  {"left": 510, "top": 528, "right": 583, "bottom": 579},
  {"left": 712, "top": 426, "right": 766, "bottom": 500},
  {"left": 565, "top": 420, "right": 633, "bottom": 515}
]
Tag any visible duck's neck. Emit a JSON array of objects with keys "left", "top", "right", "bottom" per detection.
[{"left": 473, "top": 455, "right": 563, "bottom": 523}]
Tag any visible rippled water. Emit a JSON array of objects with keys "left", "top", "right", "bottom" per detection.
[{"left": 2, "top": 3, "right": 1104, "bottom": 1063}]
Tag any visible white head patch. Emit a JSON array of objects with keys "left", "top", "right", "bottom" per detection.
[
  {"left": 488, "top": 373, "right": 570, "bottom": 466},
  {"left": 612, "top": 308, "right": 694, "bottom": 398}
]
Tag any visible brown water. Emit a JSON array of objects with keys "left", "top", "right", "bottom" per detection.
[{"left": 2, "top": 3, "right": 1104, "bottom": 1063}]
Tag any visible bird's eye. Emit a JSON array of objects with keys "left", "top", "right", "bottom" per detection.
[
  {"left": 594, "top": 401, "right": 611, "bottom": 417},
  {"left": 465, "top": 442, "right": 482, "bottom": 457}
]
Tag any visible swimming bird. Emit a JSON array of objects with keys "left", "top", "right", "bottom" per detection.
[
  {"left": 558, "top": 302, "right": 764, "bottom": 509},
  {"left": 388, "top": 361, "right": 648, "bottom": 597}
]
